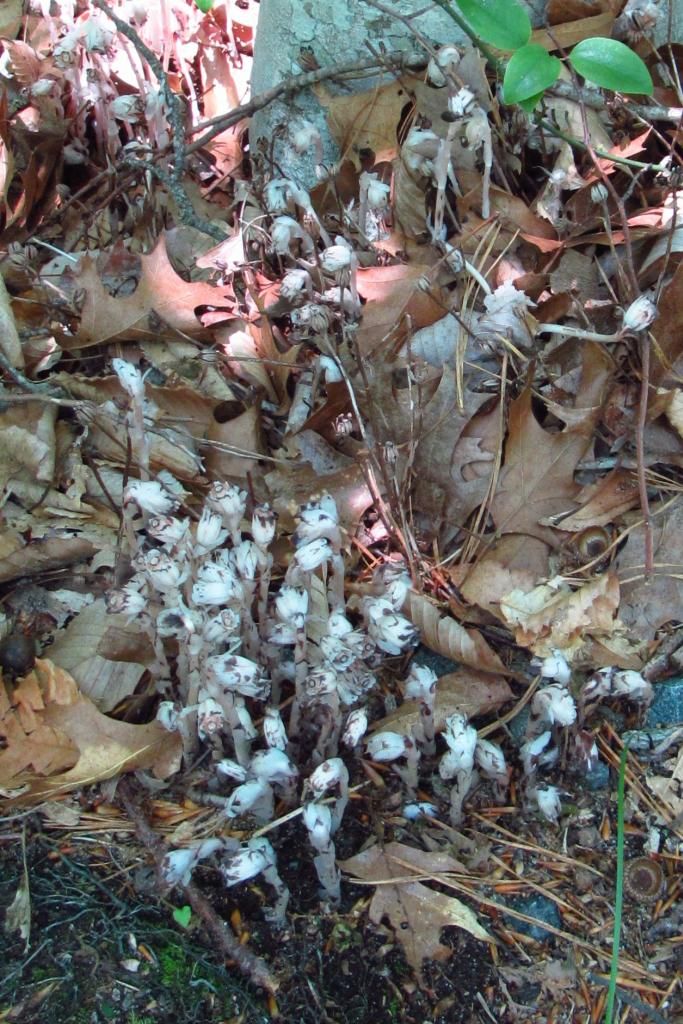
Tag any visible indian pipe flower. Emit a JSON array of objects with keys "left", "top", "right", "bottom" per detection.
[
  {"left": 341, "top": 707, "right": 368, "bottom": 749},
  {"left": 140, "top": 549, "right": 188, "bottom": 592},
  {"left": 205, "top": 482, "right": 247, "bottom": 538},
  {"left": 533, "top": 785, "right": 562, "bottom": 824},
  {"left": 263, "top": 705, "right": 288, "bottom": 750},
  {"left": 205, "top": 654, "right": 268, "bottom": 699},
  {"left": 124, "top": 479, "right": 179, "bottom": 516},
  {"left": 146, "top": 515, "right": 190, "bottom": 547},
  {"left": 191, "top": 562, "right": 241, "bottom": 606},
  {"left": 363, "top": 598, "right": 419, "bottom": 655},
  {"left": 194, "top": 507, "right": 228, "bottom": 555},
  {"left": 252, "top": 504, "right": 277, "bottom": 549},
  {"left": 531, "top": 684, "right": 577, "bottom": 728}
]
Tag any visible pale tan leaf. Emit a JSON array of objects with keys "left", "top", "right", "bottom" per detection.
[
  {"left": 550, "top": 468, "right": 639, "bottom": 531},
  {"left": 48, "top": 600, "right": 147, "bottom": 713},
  {"left": 339, "top": 841, "right": 491, "bottom": 979},
  {"left": 0, "top": 530, "right": 96, "bottom": 584},
  {"left": 405, "top": 591, "right": 507, "bottom": 675},
  {"left": 460, "top": 535, "right": 551, "bottom": 617},
  {"left": 0, "top": 0, "right": 23, "bottom": 37},
  {"left": 0, "top": 272, "right": 24, "bottom": 367},
  {"left": 372, "top": 669, "right": 513, "bottom": 735}
]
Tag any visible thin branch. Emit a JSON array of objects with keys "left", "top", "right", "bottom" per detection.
[{"left": 117, "top": 777, "right": 279, "bottom": 994}]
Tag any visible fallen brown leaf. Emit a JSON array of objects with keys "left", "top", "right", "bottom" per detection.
[
  {"left": 405, "top": 591, "right": 507, "bottom": 676},
  {"left": 371, "top": 669, "right": 513, "bottom": 735}
]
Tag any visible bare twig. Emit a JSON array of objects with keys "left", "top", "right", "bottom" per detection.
[{"left": 116, "top": 777, "right": 279, "bottom": 994}]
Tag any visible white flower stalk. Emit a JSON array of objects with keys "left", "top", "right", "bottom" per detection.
[
  {"left": 294, "top": 496, "right": 342, "bottom": 547},
  {"left": 363, "top": 598, "right": 419, "bottom": 656},
  {"left": 292, "top": 537, "right": 333, "bottom": 572},
  {"left": 205, "top": 653, "right": 268, "bottom": 699},
  {"left": 582, "top": 667, "right": 653, "bottom": 706},
  {"left": 306, "top": 757, "right": 349, "bottom": 834},
  {"left": 113, "top": 359, "right": 150, "bottom": 476},
  {"left": 532, "top": 785, "right": 562, "bottom": 824},
  {"left": 520, "top": 730, "right": 556, "bottom": 776},
  {"left": 320, "top": 241, "right": 359, "bottom": 305},
  {"left": 206, "top": 482, "right": 247, "bottom": 545},
  {"left": 536, "top": 651, "right": 571, "bottom": 686},
  {"left": 622, "top": 294, "right": 657, "bottom": 332},
  {"left": 531, "top": 685, "right": 577, "bottom": 728},
  {"left": 263, "top": 705, "right": 288, "bottom": 750},
  {"left": 161, "top": 838, "right": 224, "bottom": 888},
  {"left": 225, "top": 779, "right": 273, "bottom": 821},
  {"left": 202, "top": 608, "right": 241, "bottom": 646},
  {"left": 221, "top": 837, "right": 290, "bottom": 926},
  {"left": 426, "top": 43, "right": 461, "bottom": 87},
  {"left": 475, "top": 738, "right": 509, "bottom": 791},
  {"left": 303, "top": 802, "right": 341, "bottom": 900},
  {"left": 366, "top": 731, "right": 409, "bottom": 762},
  {"left": 106, "top": 584, "right": 147, "bottom": 619},
  {"left": 440, "top": 713, "right": 477, "bottom": 825},
  {"left": 275, "top": 586, "right": 308, "bottom": 629},
  {"left": 192, "top": 562, "right": 241, "bottom": 606},
  {"left": 140, "top": 549, "right": 188, "bottom": 593},
  {"left": 194, "top": 507, "right": 228, "bottom": 556},
  {"left": 280, "top": 268, "right": 314, "bottom": 305},
  {"left": 124, "top": 479, "right": 179, "bottom": 516},
  {"left": 147, "top": 515, "right": 190, "bottom": 548},
  {"left": 216, "top": 758, "right": 248, "bottom": 782},
  {"left": 404, "top": 663, "right": 438, "bottom": 754},
  {"left": 196, "top": 698, "right": 225, "bottom": 741},
  {"left": 341, "top": 707, "right": 368, "bottom": 749},
  {"left": 271, "top": 215, "right": 314, "bottom": 257},
  {"left": 251, "top": 748, "right": 299, "bottom": 804}
]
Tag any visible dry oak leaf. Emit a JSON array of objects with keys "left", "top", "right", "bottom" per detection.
[
  {"left": 339, "top": 841, "right": 491, "bottom": 981},
  {"left": 371, "top": 669, "right": 513, "bottom": 736},
  {"left": 65, "top": 234, "right": 235, "bottom": 349},
  {"left": 460, "top": 534, "right": 551, "bottom": 618},
  {"left": 617, "top": 498, "right": 683, "bottom": 641},
  {"left": 0, "top": 659, "right": 182, "bottom": 804},
  {"left": 491, "top": 344, "right": 612, "bottom": 543},
  {"left": 405, "top": 591, "right": 507, "bottom": 676},
  {"left": 499, "top": 571, "right": 620, "bottom": 658}
]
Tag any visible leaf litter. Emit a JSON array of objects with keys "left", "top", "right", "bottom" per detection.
[{"left": 0, "top": 0, "right": 682, "bottom": 1021}]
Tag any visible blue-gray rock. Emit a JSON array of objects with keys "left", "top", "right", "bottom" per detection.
[
  {"left": 646, "top": 677, "right": 683, "bottom": 728},
  {"left": 504, "top": 894, "right": 562, "bottom": 942}
]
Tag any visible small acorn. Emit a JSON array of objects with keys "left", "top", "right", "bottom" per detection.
[{"left": 624, "top": 857, "right": 666, "bottom": 904}]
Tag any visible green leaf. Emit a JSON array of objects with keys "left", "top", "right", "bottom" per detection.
[
  {"left": 517, "top": 90, "right": 545, "bottom": 112},
  {"left": 194, "top": 0, "right": 214, "bottom": 11},
  {"left": 569, "top": 37, "right": 653, "bottom": 94},
  {"left": 172, "top": 905, "right": 192, "bottom": 928},
  {"left": 502, "top": 45, "right": 561, "bottom": 105},
  {"left": 454, "top": 0, "right": 531, "bottom": 50}
]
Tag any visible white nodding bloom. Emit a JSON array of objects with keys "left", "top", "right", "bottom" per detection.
[
  {"left": 192, "top": 562, "right": 241, "bottom": 605},
  {"left": 222, "top": 838, "right": 275, "bottom": 886},
  {"left": 295, "top": 494, "right": 340, "bottom": 544},
  {"left": 280, "top": 268, "right": 312, "bottom": 302},
  {"left": 267, "top": 621, "right": 298, "bottom": 646},
  {"left": 366, "top": 731, "right": 408, "bottom": 762},
  {"left": 224, "top": 780, "right": 270, "bottom": 819},
  {"left": 271, "top": 215, "right": 305, "bottom": 255},
  {"left": 233, "top": 539, "right": 259, "bottom": 581},
  {"left": 520, "top": 730, "right": 553, "bottom": 775},
  {"left": 196, "top": 698, "right": 225, "bottom": 740},
  {"left": 161, "top": 847, "right": 198, "bottom": 887},
  {"left": 142, "top": 550, "right": 188, "bottom": 591},
  {"left": 341, "top": 707, "right": 368, "bottom": 748},
  {"left": 362, "top": 172, "right": 391, "bottom": 211},
  {"left": 206, "top": 654, "right": 267, "bottom": 699},
  {"left": 475, "top": 738, "right": 508, "bottom": 784},
  {"left": 252, "top": 504, "right": 277, "bottom": 549},
  {"left": 623, "top": 294, "right": 657, "bottom": 332},
  {"left": 156, "top": 701, "right": 179, "bottom": 732},
  {"left": 156, "top": 605, "right": 196, "bottom": 638},
  {"left": 112, "top": 358, "right": 145, "bottom": 399},
  {"left": 537, "top": 651, "right": 571, "bottom": 686},
  {"left": 327, "top": 611, "right": 353, "bottom": 637},
  {"left": 442, "top": 713, "right": 477, "bottom": 768},
  {"left": 265, "top": 178, "right": 291, "bottom": 214},
  {"left": 320, "top": 244, "right": 353, "bottom": 273},
  {"left": 307, "top": 757, "right": 348, "bottom": 800},
  {"left": 251, "top": 748, "right": 298, "bottom": 785},
  {"left": 106, "top": 585, "right": 146, "bottom": 618},
  {"left": 293, "top": 537, "right": 332, "bottom": 572},
  {"left": 290, "top": 120, "right": 322, "bottom": 155},
  {"left": 147, "top": 515, "right": 190, "bottom": 546},
  {"left": 533, "top": 785, "right": 562, "bottom": 824},
  {"left": 404, "top": 664, "right": 437, "bottom": 702},
  {"left": 206, "top": 482, "right": 247, "bottom": 530},
  {"left": 195, "top": 507, "right": 228, "bottom": 553},
  {"left": 426, "top": 43, "right": 461, "bottom": 86},
  {"left": 263, "top": 705, "right": 288, "bottom": 750},
  {"left": 363, "top": 598, "right": 419, "bottom": 655},
  {"left": 532, "top": 684, "right": 577, "bottom": 727},
  {"left": 202, "top": 608, "right": 241, "bottom": 644},
  {"left": 216, "top": 758, "right": 248, "bottom": 782},
  {"left": 303, "top": 801, "right": 333, "bottom": 851},
  {"left": 124, "top": 479, "right": 179, "bottom": 516},
  {"left": 403, "top": 802, "right": 439, "bottom": 820},
  {"left": 582, "top": 667, "right": 652, "bottom": 704},
  {"left": 275, "top": 586, "right": 308, "bottom": 628}
]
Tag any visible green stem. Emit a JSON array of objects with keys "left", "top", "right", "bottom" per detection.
[
  {"left": 604, "top": 743, "right": 628, "bottom": 1024},
  {"left": 537, "top": 117, "right": 668, "bottom": 173}
]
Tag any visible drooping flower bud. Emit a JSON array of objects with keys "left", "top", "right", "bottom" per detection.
[{"left": 623, "top": 294, "right": 657, "bottom": 332}]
